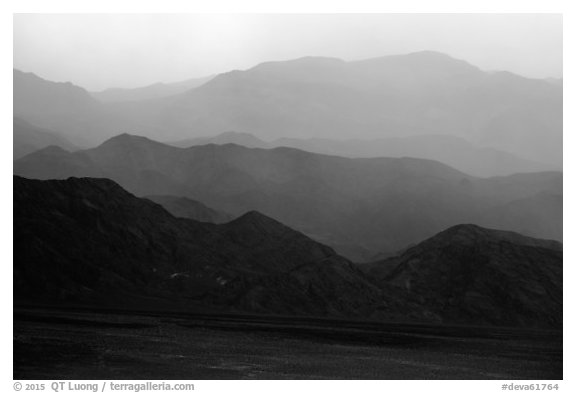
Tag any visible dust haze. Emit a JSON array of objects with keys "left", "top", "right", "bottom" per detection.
[{"left": 14, "top": 14, "right": 562, "bottom": 90}]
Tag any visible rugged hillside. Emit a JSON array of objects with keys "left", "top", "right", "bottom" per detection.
[
  {"left": 13, "top": 117, "right": 78, "bottom": 159},
  {"left": 13, "top": 176, "right": 387, "bottom": 318},
  {"left": 364, "top": 224, "right": 562, "bottom": 328},
  {"left": 145, "top": 195, "right": 234, "bottom": 223},
  {"left": 13, "top": 134, "right": 562, "bottom": 261},
  {"left": 14, "top": 176, "right": 562, "bottom": 328}
]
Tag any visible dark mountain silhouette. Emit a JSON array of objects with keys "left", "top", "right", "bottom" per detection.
[
  {"left": 90, "top": 75, "right": 213, "bottom": 103},
  {"left": 13, "top": 52, "right": 562, "bottom": 166},
  {"left": 13, "top": 117, "right": 78, "bottom": 159},
  {"left": 13, "top": 134, "right": 562, "bottom": 261},
  {"left": 145, "top": 195, "right": 234, "bottom": 224},
  {"left": 14, "top": 175, "right": 561, "bottom": 328},
  {"left": 363, "top": 224, "right": 562, "bottom": 329},
  {"left": 13, "top": 176, "right": 391, "bottom": 318}
]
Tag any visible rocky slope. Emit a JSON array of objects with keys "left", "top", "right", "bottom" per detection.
[
  {"left": 14, "top": 176, "right": 562, "bottom": 328},
  {"left": 13, "top": 176, "right": 386, "bottom": 318},
  {"left": 364, "top": 224, "right": 562, "bottom": 328}
]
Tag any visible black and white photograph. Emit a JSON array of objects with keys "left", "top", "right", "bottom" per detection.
[{"left": 8, "top": 5, "right": 570, "bottom": 387}]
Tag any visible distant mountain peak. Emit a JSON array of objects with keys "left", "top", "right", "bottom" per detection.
[
  {"left": 14, "top": 68, "right": 91, "bottom": 91},
  {"left": 227, "top": 210, "right": 306, "bottom": 239},
  {"left": 255, "top": 56, "right": 345, "bottom": 68},
  {"left": 108, "top": 132, "right": 141, "bottom": 140},
  {"left": 36, "top": 145, "right": 70, "bottom": 154},
  {"left": 98, "top": 133, "right": 164, "bottom": 148},
  {"left": 402, "top": 50, "right": 473, "bottom": 65},
  {"left": 284, "top": 56, "right": 345, "bottom": 65},
  {"left": 211, "top": 131, "right": 267, "bottom": 145},
  {"left": 366, "top": 222, "right": 563, "bottom": 328},
  {"left": 20, "top": 145, "right": 71, "bottom": 158},
  {"left": 441, "top": 223, "right": 486, "bottom": 234},
  {"left": 218, "top": 130, "right": 257, "bottom": 137},
  {"left": 14, "top": 68, "right": 42, "bottom": 80},
  {"left": 170, "top": 131, "right": 268, "bottom": 149},
  {"left": 354, "top": 51, "right": 481, "bottom": 74},
  {"left": 405, "top": 50, "right": 458, "bottom": 59},
  {"left": 232, "top": 210, "right": 282, "bottom": 227}
]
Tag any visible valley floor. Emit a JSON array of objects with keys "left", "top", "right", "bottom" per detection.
[{"left": 14, "top": 307, "right": 562, "bottom": 380}]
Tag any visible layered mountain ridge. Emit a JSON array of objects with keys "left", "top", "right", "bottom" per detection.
[
  {"left": 14, "top": 176, "right": 562, "bottom": 328},
  {"left": 13, "top": 51, "right": 562, "bottom": 166},
  {"left": 14, "top": 134, "right": 562, "bottom": 261},
  {"left": 168, "top": 131, "right": 556, "bottom": 177},
  {"left": 13, "top": 175, "right": 384, "bottom": 318}
]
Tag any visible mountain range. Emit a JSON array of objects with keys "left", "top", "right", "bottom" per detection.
[
  {"left": 13, "top": 134, "right": 562, "bottom": 262},
  {"left": 13, "top": 175, "right": 386, "bottom": 318},
  {"left": 168, "top": 131, "right": 555, "bottom": 177},
  {"left": 14, "top": 175, "right": 562, "bottom": 328},
  {"left": 13, "top": 51, "right": 562, "bottom": 167},
  {"left": 12, "top": 49, "right": 563, "bottom": 330}
]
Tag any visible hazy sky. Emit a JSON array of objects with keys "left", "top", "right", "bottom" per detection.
[{"left": 14, "top": 13, "right": 562, "bottom": 91}]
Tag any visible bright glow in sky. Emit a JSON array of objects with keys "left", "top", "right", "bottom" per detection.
[{"left": 14, "top": 13, "right": 562, "bottom": 91}]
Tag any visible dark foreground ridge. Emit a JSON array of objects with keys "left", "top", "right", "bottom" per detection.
[
  {"left": 14, "top": 176, "right": 562, "bottom": 329},
  {"left": 13, "top": 175, "right": 382, "bottom": 319},
  {"left": 364, "top": 224, "right": 562, "bottom": 328}
]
